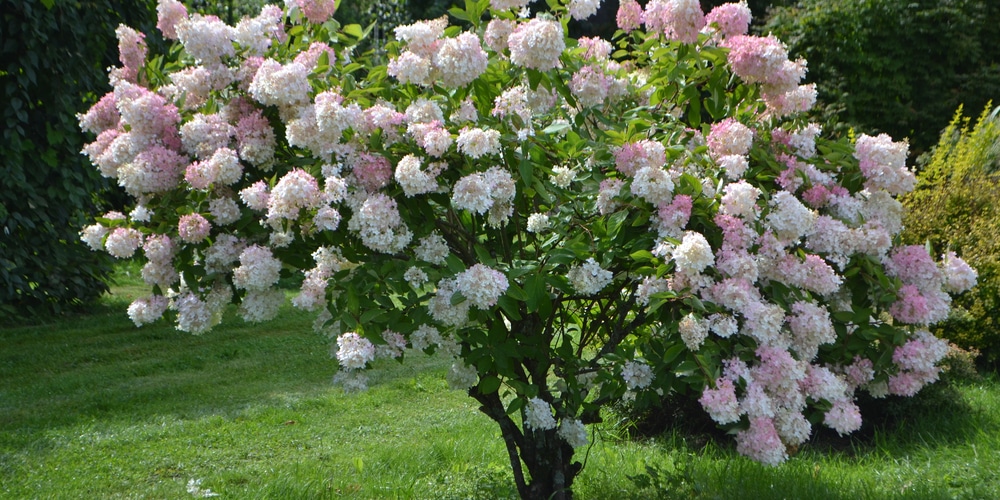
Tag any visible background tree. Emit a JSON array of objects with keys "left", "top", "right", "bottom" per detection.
[
  {"left": 763, "top": 0, "right": 1000, "bottom": 155},
  {"left": 0, "top": 0, "right": 158, "bottom": 319}
]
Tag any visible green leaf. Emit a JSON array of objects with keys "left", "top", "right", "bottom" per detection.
[
  {"left": 506, "top": 397, "right": 526, "bottom": 415},
  {"left": 542, "top": 121, "right": 571, "bottom": 135},
  {"left": 343, "top": 24, "right": 364, "bottom": 39},
  {"left": 360, "top": 308, "right": 385, "bottom": 324},
  {"left": 525, "top": 273, "right": 547, "bottom": 313},
  {"left": 506, "top": 282, "right": 527, "bottom": 301},
  {"left": 447, "top": 6, "right": 470, "bottom": 23},
  {"left": 450, "top": 291, "right": 467, "bottom": 306},
  {"left": 479, "top": 375, "right": 502, "bottom": 394},
  {"left": 629, "top": 250, "right": 655, "bottom": 263},
  {"left": 518, "top": 151, "right": 535, "bottom": 185}
]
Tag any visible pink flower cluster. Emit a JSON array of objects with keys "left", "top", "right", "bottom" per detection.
[
  {"left": 642, "top": 0, "right": 705, "bottom": 44},
  {"left": 614, "top": 140, "right": 666, "bottom": 177},
  {"left": 705, "top": 2, "right": 752, "bottom": 38},
  {"left": 854, "top": 134, "right": 916, "bottom": 195}
]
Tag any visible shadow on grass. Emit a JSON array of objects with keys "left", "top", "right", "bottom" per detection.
[{"left": 0, "top": 301, "right": 337, "bottom": 443}]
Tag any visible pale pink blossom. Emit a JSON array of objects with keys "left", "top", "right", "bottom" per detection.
[
  {"left": 482, "top": 19, "right": 516, "bottom": 57},
  {"left": 705, "top": 2, "right": 751, "bottom": 38},
  {"left": 434, "top": 32, "right": 488, "bottom": 88},
  {"left": 239, "top": 288, "right": 285, "bottom": 323},
  {"left": 456, "top": 264, "right": 509, "bottom": 309},
  {"left": 248, "top": 59, "right": 311, "bottom": 109},
  {"left": 941, "top": 252, "right": 977, "bottom": 294},
  {"left": 387, "top": 52, "right": 432, "bottom": 86},
  {"left": 351, "top": 153, "right": 393, "bottom": 192},
  {"left": 615, "top": 139, "right": 666, "bottom": 176},
  {"left": 631, "top": 166, "right": 674, "bottom": 205},
  {"left": 235, "top": 109, "right": 276, "bottom": 167},
  {"left": 679, "top": 313, "right": 709, "bottom": 351},
  {"left": 654, "top": 194, "right": 692, "bottom": 237},
  {"left": 79, "top": 92, "right": 120, "bottom": 135},
  {"left": 294, "top": 0, "right": 338, "bottom": 24},
  {"left": 490, "top": 0, "right": 530, "bottom": 11},
  {"left": 508, "top": 18, "right": 565, "bottom": 71},
  {"left": 336, "top": 332, "right": 376, "bottom": 370},
  {"left": 699, "top": 378, "right": 740, "bottom": 424},
  {"left": 394, "top": 17, "right": 447, "bottom": 58},
  {"left": 570, "top": 65, "right": 611, "bottom": 108},
  {"left": 643, "top": 0, "right": 705, "bottom": 44},
  {"left": 617, "top": 0, "right": 644, "bottom": 32},
  {"left": 854, "top": 133, "right": 915, "bottom": 195},
  {"left": 457, "top": 127, "right": 501, "bottom": 158},
  {"left": 233, "top": 245, "right": 282, "bottom": 291},
  {"left": 268, "top": 168, "right": 323, "bottom": 221},
  {"left": 568, "top": 0, "right": 601, "bottom": 20},
  {"left": 176, "top": 14, "right": 235, "bottom": 65},
  {"left": 350, "top": 193, "right": 412, "bottom": 253},
  {"left": 707, "top": 118, "right": 753, "bottom": 157},
  {"left": 128, "top": 295, "right": 169, "bottom": 326},
  {"left": 156, "top": 0, "right": 188, "bottom": 40},
  {"left": 235, "top": 5, "right": 286, "bottom": 55},
  {"left": 736, "top": 417, "right": 787, "bottom": 465},
  {"left": 415, "top": 232, "right": 449, "bottom": 265},
  {"left": 104, "top": 227, "right": 143, "bottom": 258}
]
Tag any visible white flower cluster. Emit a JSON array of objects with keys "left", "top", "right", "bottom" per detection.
[
  {"left": 567, "top": 258, "right": 613, "bottom": 295},
  {"left": 336, "top": 332, "right": 376, "bottom": 370},
  {"left": 622, "top": 360, "right": 654, "bottom": 390},
  {"left": 558, "top": 418, "right": 589, "bottom": 448},
  {"left": 456, "top": 127, "right": 501, "bottom": 159},
  {"left": 232, "top": 245, "right": 282, "bottom": 291},
  {"left": 415, "top": 232, "right": 450, "bottom": 265},
  {"left": 428, "top": 279, "right": 470, "bottom": 327},
  {"left": 455, "top": 264, "right": 509, "bottom": 309},
  {"left": 679, "top": 313, "right": 709, "bottom": 351},
  {"left": 673, "top": 231, "right": 714, "bottom": 274},
  {"left": 127, "top": 295, "right": 169, "bottom": 326},
  {"left": 630, "top": 166, "right": 675, "bottom": 205},
  {"left": 446, "top": 361, "right": 480, "bottom": 390},
  {"left": 267, "top": 168, "right": 323, "bottom": 222},
  {"left": 720, "top": 180, "right": 760, "bottom": 219},
  {"left": 388, "top": 20, "right": 488, "bottom": 88},
  {"left": 239, "top": 288, "right": 285, "bottom": 323},
  {"left": 349, "top": 193, "right": 413, "bottom": 253},
  {"left": 526, "top": 213, "right": 550, "bottom": 233},
  {"left": 523, "top": 397, "right": 557, "bottom": 430},
  {"left": 248, "top": 59, "right": 311, "bottom": 109},
  {"left": 451, "top": 167, "right": 516, "bottom": 226},
  {"left": 550, "top": 165, "right": 576, "bottom": 188},
  {"left": 766, "top": 191, "right": 817, "bottom": 241},
  {"left": 176, "top": 14, "right": 235, "bottom": 64},
  {"left": 508, "top": 18, "right": 565, "bottom": 72}
]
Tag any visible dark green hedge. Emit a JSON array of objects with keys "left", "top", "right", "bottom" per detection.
[
  {"left": 0, "top": 0, "right": 156, "bottom": 319},
  {"left": 763, "top": 0, "right": 1000, "bottom": 154}
]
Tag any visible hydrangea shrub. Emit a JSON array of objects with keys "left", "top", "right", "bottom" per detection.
[{"left": 79, "top": 0, "right": 977, "bottom": 498}]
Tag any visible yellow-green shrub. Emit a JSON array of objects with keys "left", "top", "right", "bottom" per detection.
[{"left": 902, "top": 104, "right": 1000, "bottom": 367}]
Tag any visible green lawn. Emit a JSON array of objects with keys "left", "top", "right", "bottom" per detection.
[{"left": 2, "top": 278, "right": 998, "bottom": 499}]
